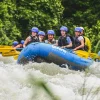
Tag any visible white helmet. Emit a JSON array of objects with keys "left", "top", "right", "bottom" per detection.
[{"left": 80, "top": 27, "right": 84, "bottom": 30}]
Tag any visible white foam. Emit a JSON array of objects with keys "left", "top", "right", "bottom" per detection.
[{"left": 0, "top": 57, "right": 100, "bottom": 100}]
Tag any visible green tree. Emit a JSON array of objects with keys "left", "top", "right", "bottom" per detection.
[
  {"left": 0, "top": 0, "right": 63, "bottom": 44},
  {"left": 62, "top": 0, "right": 100, "bottom": 27},
  {"left": 0, "top": 0, "right": 21, "bottom": 45},
  {"left": 16, "top": 0, "right": 63, "bottom": 38}
]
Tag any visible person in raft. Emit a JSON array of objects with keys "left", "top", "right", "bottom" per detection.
[
  {"left": 38, "top": 31, "right": 45, "bottom": 42},
  {"left": 23, "top": 27, "right": 39, "bottom": 47},
  {"left": 80, "top": 27, "right": 91, "bottom": 53},
  {"left": 58, "top": 26, "right": 72, "bottom": 49},
  {"left": 45, "top": 30, "right": 58, "bottom": 45},
  {"left": 13, "top": 40, "right": 25, "bottom": 49},
  {"left": 73, "top": 27, "right": 84, "bottom": 51},
  {"left": 12, "top": 41, "right": 19, "bottom": 48}
]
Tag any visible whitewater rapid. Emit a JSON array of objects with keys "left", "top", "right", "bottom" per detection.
[{"left": 0, "top": 55, "right": 100, "bottom": 100}]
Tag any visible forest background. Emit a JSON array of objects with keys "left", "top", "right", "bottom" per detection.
[{"left": 0, "top": 0, "right": 100, "bottom": 52}]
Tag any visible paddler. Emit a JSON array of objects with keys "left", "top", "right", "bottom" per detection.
[
  {"left": 38, "top": 31, "right": 45, "bottom": 42},
  {"left": 23, "top": 27, "right": 39, "bottom": 47},
  {"left": 12, "top": 41, "right": 19, "bottom": 48},
  {"left": 13, "top": 40, "right": 24, "bottom": 49},
  {"left": 45, "top": 30, "right": 58, "bottom": 45},
  {"left": 73, "top": 27, "right": 85, "bottom": 51},
  {"left": 80, "top": 27, "right": 91, "bottom": 53},
  {"left": 58, "top": 26, "right": 72, "bottom": 49}
]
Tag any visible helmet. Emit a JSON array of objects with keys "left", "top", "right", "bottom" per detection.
[
  {"left": 80, "top": 27, "right": 84, "bottom": 30},
  {"left": 60, "top": 26, "right": 68, "bottom": 32},
  {"left": 75, "top": 27, "right": 82, "bottom": 32},
  {"left": 98, "top": 51, "right": 100, "bottom": 56},
  {"left": 20, "top": 40, "right": 25, "bottom": 44},
  {"left": 38, "top": 31, "right": 45, "bottom": 36},
  {"left": 13, "top": 41, "right": 19, "bottom": 46},
  {"left": 31, "top": 27, "right": 39, "bottom": 33},
  {"left": 47, "top": 30, "right": 55, "bottom": 35}
]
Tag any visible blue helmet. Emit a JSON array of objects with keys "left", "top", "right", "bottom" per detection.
[
  {"left": 31, "top": 27, "right": 39, "bottom": 33},
  {"left": 75, "top": 27, "right": 82, "bottom": 32},
  {"left": 60, "top": 26, "right": 68, "bottom": 32},
  {"left": 20, "top": 40, "right": 25, "bottom": 44},
  {"left": 38, "top": 31, "right": 45, "bottom": 36},
  {"left": 13, "top": 41, "right": 19, "bottom": 46},
  {"left": 47, "top": 30, "right": 55, "bottom": 35}
]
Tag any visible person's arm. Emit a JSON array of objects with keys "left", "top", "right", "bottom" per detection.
[
  {"left": 62, "top": 42, "right": 72, "bottom": 48},
  {"left": 61, "top": 37, "right": 72, "bottom": 48},
  {"left": 14, "top": 44, "right": 21, "bottom": 49},
  {"left": 73, "top": 38, "right": 84, "bottom": 50},
  {"left": 23, "top": 37, "right": 30, "bottom": 48},
  {"left": 53, "top": 40, "right": 58, "bottom": 46}
]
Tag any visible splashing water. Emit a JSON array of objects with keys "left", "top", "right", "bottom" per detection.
[{"left": 0, "top": 55, "right": 100, "bottom": 100}]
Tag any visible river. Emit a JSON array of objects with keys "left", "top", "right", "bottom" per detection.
[{"left": 0, "top": 55, "right": 100, "bottom": 100}]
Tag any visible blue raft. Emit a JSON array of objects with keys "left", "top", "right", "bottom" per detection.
[{"left": 17, "top": 42, "right": 93, "bottom": 70}]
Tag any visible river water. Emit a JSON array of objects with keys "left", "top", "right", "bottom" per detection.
[{"left": 0, "top": 55, "right": 100, "bottom": 100}]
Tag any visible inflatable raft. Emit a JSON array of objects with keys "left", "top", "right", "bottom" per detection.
[{"left": 17, "top": 42, "right": 93, "bottom": 70}]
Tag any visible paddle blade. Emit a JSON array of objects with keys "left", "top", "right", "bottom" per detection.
[
  {"left": 13, "top": 55, "right": 19, "bottom": 60},
  {"left": 2, "top": 51, "right": 20, "bottom": 57},
  {"left": 75, "top": 50, "right": 89, "bottom": 58}
]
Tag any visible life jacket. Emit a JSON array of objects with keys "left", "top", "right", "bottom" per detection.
[
  {"left": 58, "top": 36, "right": 69, "bottom": 46},
  {"left": 82, "top": 36, "right": 92, "bottom": 52},
  {"left": 84, "top": 36, "right": 91, "bottom": 53},
  {"left": 45, "top": 39, "right": 57, "bottom": 44},
  {"left": 73, "top": 36, "right": 84, "bottom": 50},
  {"left": 82, "top": 36, "right": 88, "bottom": 51},
  {"left": 38, "top": 37, "right": 45, "bottom": 43},
  {"left": 58, "top": 35, "right": 74, "bottom": 49},
  {"left": 27, "top": 35, "right": 39, "bottom": 45},
  {"left": 78, "top": 35, "right": 90, "bottom": 51},
  {"left": 39, "top": 40, "right": 45, "bottom": 43}
]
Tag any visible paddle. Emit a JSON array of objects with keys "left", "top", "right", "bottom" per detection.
[
  {"left": 63, "top": 48, "right": 89, "bottom": 58},
  {"left": 0, "top": 45, "right": 22, "bottom": 58},
  {"left": 75, "top": 50, "right": 89, "bottom": 58},
  {"left": 63, "top": 48, "right": 100, "bottom": 60}
]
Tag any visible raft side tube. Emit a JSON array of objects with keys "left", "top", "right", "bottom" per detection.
[{"left": 17, "top": 42, "right": 93, "bottom": 70}]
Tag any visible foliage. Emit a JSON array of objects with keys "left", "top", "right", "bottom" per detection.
[
  {"left": 84, "top": 20, "right": 100, "bottom": 52},
  {"left": 0, "top": 0, "right": 21, "bottom": 45},
  {"left": 29, "top": 75, "right": 60, "bottom": 100},
  {"left": 15, "top": 0, "right": 64, "bottom": 38},
  {"left": 0, "top": 0, "right": 63, "bottom": 44}
]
